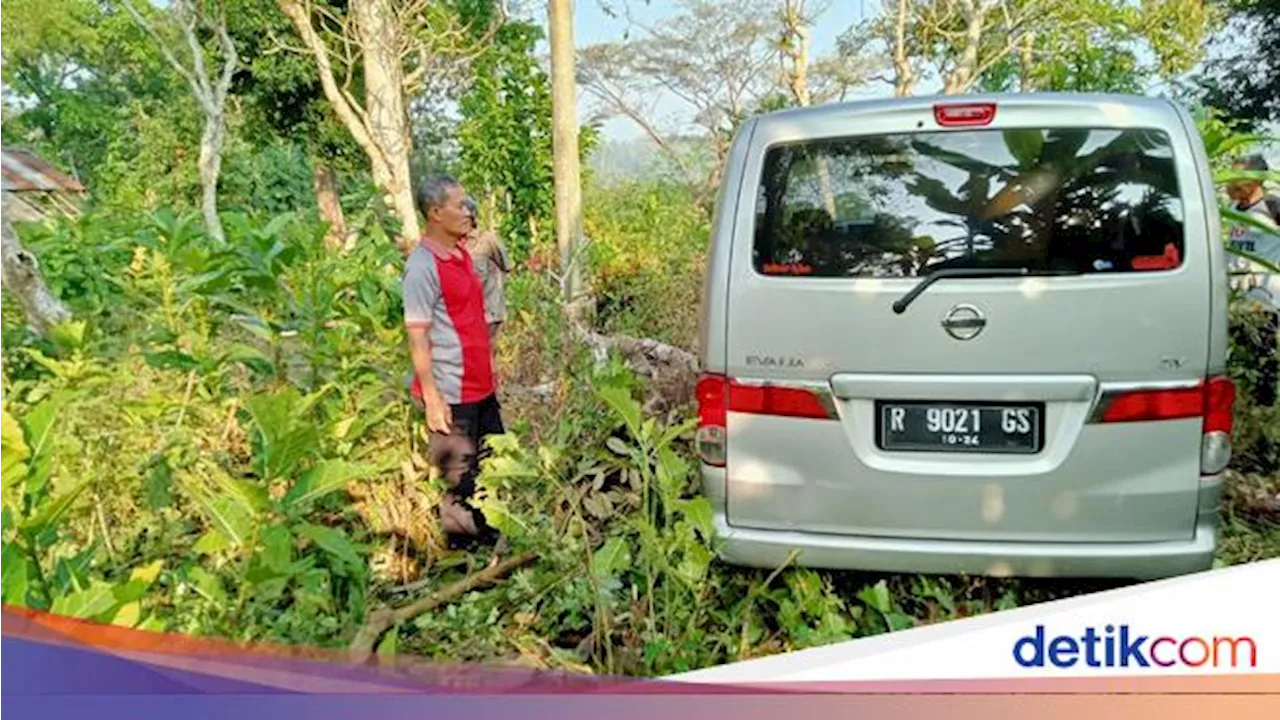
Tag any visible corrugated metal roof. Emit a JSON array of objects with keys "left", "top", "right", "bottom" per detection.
[{"left": 1, "top": 147, "right": 85, "bottom": 193}]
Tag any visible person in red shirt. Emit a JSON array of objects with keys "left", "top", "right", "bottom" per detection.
[{"left": 404, "top": 174, "right": 504, "bottom": 547}]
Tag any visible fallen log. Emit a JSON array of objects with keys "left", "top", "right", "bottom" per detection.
[
  {"left": 348, "top": 550, "right": 538, "bottom": 662},
  {"left": 1, "top": 219, "right": 72, "bottom": 337}
]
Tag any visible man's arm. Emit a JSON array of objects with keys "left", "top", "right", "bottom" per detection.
[
  {"left": 408, "top": 324, "right": 452, "bottom": 433},
  {"left": 404, "top": 256, "right": 451, "bottom": 433}
]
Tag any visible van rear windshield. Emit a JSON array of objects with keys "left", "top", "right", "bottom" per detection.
[{"left": 752, "top": 128, "right": 1185, "bottom": 278}]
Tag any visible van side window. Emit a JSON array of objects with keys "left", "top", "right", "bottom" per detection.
[{"left": 752, "top": 128, "right": 1186, "bottom": 278}]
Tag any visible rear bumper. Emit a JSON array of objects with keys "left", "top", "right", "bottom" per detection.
[{"left": 713, "top": 513, "right": 1218, "bottom": 580}]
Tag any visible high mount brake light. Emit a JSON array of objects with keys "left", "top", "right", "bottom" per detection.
[{"left": 934, "top": 102, "right": 997, "bottom": 127}]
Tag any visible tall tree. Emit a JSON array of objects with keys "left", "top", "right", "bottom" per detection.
[
  {"left": 121, "top": 0, "right": 239, "bottom": 243},
  {"left": 225, "top": 0, "right": 363, "bottom": 248},
  {"left": 548, "top": 0, "right": 585, "bottom": 306},
  {"left": 276, "top": 0, "right": 495, "bottom": 248}
]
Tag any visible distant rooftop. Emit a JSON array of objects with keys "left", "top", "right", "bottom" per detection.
[{"left": 1, "top": 147, "right": 85, "bottom": 193}]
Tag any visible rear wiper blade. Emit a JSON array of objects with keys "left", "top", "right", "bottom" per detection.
[{"left": 891, "top": 267, "right": 1080, "bottom": 314}]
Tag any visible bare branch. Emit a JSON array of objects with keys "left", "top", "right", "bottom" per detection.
[
  {"left": 176, "top": 2, "right": 215, "bottom": 109},
  {"left": 276, "top": 0, "right": 380, "bottom": 168},
  {"left": 210, "top": 3, "right": 239, "bottom": 107},
  {"left": 119, "top": 0, "right": 206, "bottom": 105}
]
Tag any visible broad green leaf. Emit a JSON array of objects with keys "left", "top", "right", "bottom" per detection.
[
  {"left": 20, "top": 397, "right": 61, "bottom": 496},
  {"left": 330, "top": 416, "right": 358, "bottom": 440},
  {"left": 179, "top": 474, "right": 256, "bottom": 547},
  {"left": 857, "top": 580, "right": 893, "bottom": 615},
  {"left": 192, "top": 529, "right": 233, "bottom": 555},
  {"left": 21, "top": 480, "right": 88, "bottom": 538},
  {"left": 129, "top": 560, "right": 165, "bottom": 586},
  {"left": 297, "top": 523, "right": 361, "bottom": 570},
  {"left": 221, "top": 344, "right": 274, "bottom": 375},
  {"left": 676, "top": 543, "right": 713, "bottom": 586},
  {"left": 283, "top": 460, "right": 371, "bottom": 509},
  {"left": 19, "top": 348, "right": 74, "bottom": 378},
  {"left": 472, "top": 495, "right": 528, "bottom": 538},
  {"left": 785, "top": 568, "right": 825, "bottom": 611},
  {"left": 259, "top": 524, "right": 294, "bottom": 573},
  {"left": 186, "top": 567, "right": 227, "bottom": 604},
  {"left": 144, "top": 459, "right": 172, "bottom": 511},
  {"left": 207, "top": 495, "right": 256, "bottom": 546},
  {"left": 676, "top": 497, "right": 715, "bottom": 541},
  {"left": 143, "top": 350, "right": 201, "bottom": 372},
  {"left": 246, "top": 390, "right": 320, "bottom": 481},
  {"left": 484, "top": 455, "right": 540, "bottom": 480},
  {"left": 1, "top": 543, "right": 31, "bottom": 606},
  {"left": 211, "top": 475, "right": 269, "bottom": 514},
  {"left": 596, "top": 384, "right": 642, "bottom": 439},
  {"left": 51, "top": 580, "right": 120, "bottom": 621},
  {"left": 251, "top": 576, "right": 290, "bottom": 601},
  {"left": 591, "top": 537, "right": 632, "bottom": 582},
  {"left": 656, "top": 447, "right": 689, "bottom": 498},
  {"left": 47, "top": 320, "right": 87, "bottom": 351},
  {"left": 112, "top": 602, "right": 142, "bottom": 628},
  {"left": 657, "top": 418, "right": 698, "bottom": 450},
  {"left": 1, "top": 410, "right": 30, "bottom": 507},
  {"left": 138, "top": 615, "right": 167, "bottom": 632}
]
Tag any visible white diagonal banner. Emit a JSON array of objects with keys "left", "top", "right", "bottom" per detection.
[{"left": 670, "top": 560, "right": 1280, "bottom": 682}]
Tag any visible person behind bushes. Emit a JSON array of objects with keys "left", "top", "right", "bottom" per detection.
[
  {"left": 1226, "top": 154, "right": 1280, "bottom": 407},
  {"left": 403, "top": 174, "right": 504, "bottom": 548},
  {"left": 461, "top": 196, "right": 511, "bottom": 342}
]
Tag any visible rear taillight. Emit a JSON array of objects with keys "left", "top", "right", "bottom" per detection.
[
  {"left": 695, "top": 375, "right": 728, "bottom": 467},
  {"left": 694, "top": 374, "right": 835, "bottom": 466},
  {"left": 934, "top": 102, "right": 996, "bottom": 127},
  {"left": 1201, "top": 376, "right": 1236, "bottom": 475},
  {"left": 1094, "top": 376, "right": 1235, "bottom": 476},
  {"left": 1098, "top": 385, "right": 1203, "bottom": 423},
  {"left": 727, "top": 382, "right": 832, "bottom": 419}
]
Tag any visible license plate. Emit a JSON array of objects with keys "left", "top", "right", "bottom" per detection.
[{"left": 876, "top": 401, "right": 1043, "bottom": 454}]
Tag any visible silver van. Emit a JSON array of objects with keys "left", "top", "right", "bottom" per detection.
[{"left": 695, "top": 93, "right": 1236, "bottom": 580}]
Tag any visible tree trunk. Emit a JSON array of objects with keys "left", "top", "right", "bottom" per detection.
[
  {"left": 198, "top": 115, "right": 226, "bottom": 243},
  {"left": 354, "top": 0, "right": 419, "bottom": 247},
  {"left": 313, "top": 161, "right": 348, "bottom": 250},
  {"left": 547, "top": 0, "right": 584, "bottom": 309},
  {"left": 943, "top": 1, "right": 989, "bottom": 94},
  {"left": 1, "top": 220, "right": 71, "bottom": 337},
  {"left": 891, "top": 0, "right": 916, "bottom": 97},
  {"left": 782, "top": 1, "right": 835, "bottom": 216},
  {"left": 1018, "top": 31, "right": 1036, "bottom": 92}
]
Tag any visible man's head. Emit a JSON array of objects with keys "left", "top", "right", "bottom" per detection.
[
  {"left": 416, "top": 174, "right": 473, "bottom": 240},
  {"left": 1228, "top": 154, "right": 1269, "bottom": 206}
]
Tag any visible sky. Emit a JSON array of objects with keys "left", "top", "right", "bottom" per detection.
[
  {"left": 523, "top": 0, "right": 1277, "bottom": 156},
  {"left": 530, "top": 0, "right": 876, "bottom": 142}
]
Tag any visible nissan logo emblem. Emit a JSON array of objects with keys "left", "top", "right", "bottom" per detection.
[{"left": 941, "top": 304, "right": 986, "bottom": 340}]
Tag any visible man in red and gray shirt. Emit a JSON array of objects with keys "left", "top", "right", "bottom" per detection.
[{"left": 404, "top": 174, "right": 504, "bottom": 546}]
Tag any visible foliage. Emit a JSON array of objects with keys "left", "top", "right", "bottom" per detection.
[
  {"left": 456, "top": 9, "right": 555, "bottom": 263},
  {"left": 855, "top": 0, "right": 1219, "bottom": 96},
  {"left": 1196, "top": 0, "right": 1280, "bottom": 128},
  {"left": 582, "top": 181, "right": 709, "bottom": 349}
]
